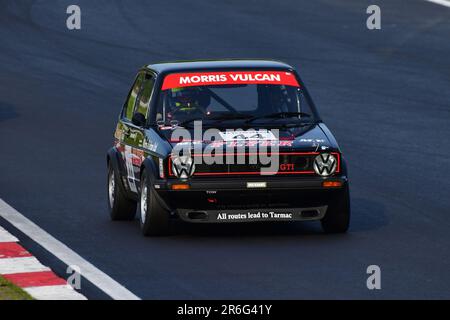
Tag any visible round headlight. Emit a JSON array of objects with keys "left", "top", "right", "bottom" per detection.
[
  {"left": 171, "top": 155, "right": 195, "bottom": 179},
  {"left": 313, "top": 153, "right": 337, "bottom": 176}
]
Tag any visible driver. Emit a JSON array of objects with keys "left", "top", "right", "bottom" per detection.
[{"left": 167, "top": 87, "right": 210, "bottom": 121}]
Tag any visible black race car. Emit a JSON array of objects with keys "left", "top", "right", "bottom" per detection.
[{"left": 107, "top": 59, "right": 350, "bottom": 236}]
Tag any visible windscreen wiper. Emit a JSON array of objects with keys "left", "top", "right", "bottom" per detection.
[{"left": 245, "top": 112, "right": 312, "bottom": 124}]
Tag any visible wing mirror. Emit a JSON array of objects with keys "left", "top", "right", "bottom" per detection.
[{"left": 131, "top": 112, "right": 146, "bottom": 127}]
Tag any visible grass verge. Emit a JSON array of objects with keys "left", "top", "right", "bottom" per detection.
[{"left": 0, "top": 275, "right": 34, "bottom": 300}]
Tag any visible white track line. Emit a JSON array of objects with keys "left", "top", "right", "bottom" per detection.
[
  {"left": 0, "top": 256, "right": 50, "bottom": 274},
  {"left": 26, "top": 285, "right": 87, "bottom": 300},
  {"left": 0, "top": 199, "right": 140, "bottom": 300},
  {"left": 425, "top": 0, "right": 450, "bottom": 7}
]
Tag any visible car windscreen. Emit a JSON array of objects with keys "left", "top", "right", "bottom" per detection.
[{"left": 155, "top": 70, "right": 317, "bottom": 126}]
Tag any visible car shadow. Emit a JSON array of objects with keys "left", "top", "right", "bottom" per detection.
[{"left": 172, "top": 219, "right": 322, "bottom": 238}]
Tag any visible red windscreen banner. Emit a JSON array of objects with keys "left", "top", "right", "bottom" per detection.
[{"left": 161, "top": 71, "right": 300, "bottom": 90}]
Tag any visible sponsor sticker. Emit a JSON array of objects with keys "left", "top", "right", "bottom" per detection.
[
  {"left": 161, "top": 71, "right": 300, "bottom": 90},
  {"left": 247, "top": 182, "right": 267, "bottom": 188},
  {"left": 216, "top": 211, "right": 294, "bottom": 221},
  {"left": 219, "top": 129, "right": 277, "bottom": 141},
  {"left": 207, "top": 140, "right": 293, "bottom": 148}
]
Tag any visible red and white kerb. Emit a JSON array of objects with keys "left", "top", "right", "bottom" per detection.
[
  {"left": 0, "top": 226, "right": 86, "bottom": 300},
  {"left": 161, "top": 71, "right": 300, "bottom": 90}
]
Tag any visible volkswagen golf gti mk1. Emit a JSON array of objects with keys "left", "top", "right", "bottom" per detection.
[{"left": 106, "top": 60, "right": 350, "bottom": 236}]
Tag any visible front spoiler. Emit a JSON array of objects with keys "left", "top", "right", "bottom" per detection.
[{"left": 177, "top": 205, "right": 328, "bottom": 223}]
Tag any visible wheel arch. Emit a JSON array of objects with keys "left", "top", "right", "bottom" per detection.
[
  {"left": 140, "top": 157, "right": 171, "bottom": 212},
  {"left": 107, "top": 147, "right": 134, "bottom": 199},
  {"left": 140, "top": 157, "right": 159, "bottom": 182}
]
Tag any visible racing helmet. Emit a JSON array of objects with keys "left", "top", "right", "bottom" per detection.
[{"left": 168, "top": 87, "right": 210, "bottom": 111}]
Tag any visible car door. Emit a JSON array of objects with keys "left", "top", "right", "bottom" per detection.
[
  {"left": 129, "top": 72, "right": 156, "bottom": 190},
  {"left": 119, "top": 72, "right": 157, "bottom": 194},
  {"left": 118, "top": 72, "right": 144, "bottom": 194}
]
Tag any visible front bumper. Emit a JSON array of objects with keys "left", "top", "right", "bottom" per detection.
[
  {"left": 155, "top": 176, "right": 347, "bottom": 191},
  {"left": 152, "top": 176, "right": 348, "bottom": 223}
]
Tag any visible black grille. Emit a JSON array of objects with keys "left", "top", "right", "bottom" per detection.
[{"left": 169, "top": 152, "right": 326, "bottom": 177}]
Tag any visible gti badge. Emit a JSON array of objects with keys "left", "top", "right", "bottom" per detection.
[
  {"left": 171, "top": 155, "right": 195, "bottom": 179},
  {"left": 313, "top": 153, "right": 337, "bottom": 176}
]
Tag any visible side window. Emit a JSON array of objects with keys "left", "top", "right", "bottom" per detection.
[
  {"left": 135, "top": 74, "right": 155, "bottom": 119},
  {"left": 123, "top": 73, "right": 144, "bottom": 121}
]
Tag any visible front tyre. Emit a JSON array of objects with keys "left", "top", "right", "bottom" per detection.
[
  {"left": 107, "top": 163, "right": 137, "bottom": 220},
  {"left": 139, "top": 170, "right": 170, "bottom": 236},
  {"left": 320, "top": 184, "right": 350, "bottom": 233}
]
